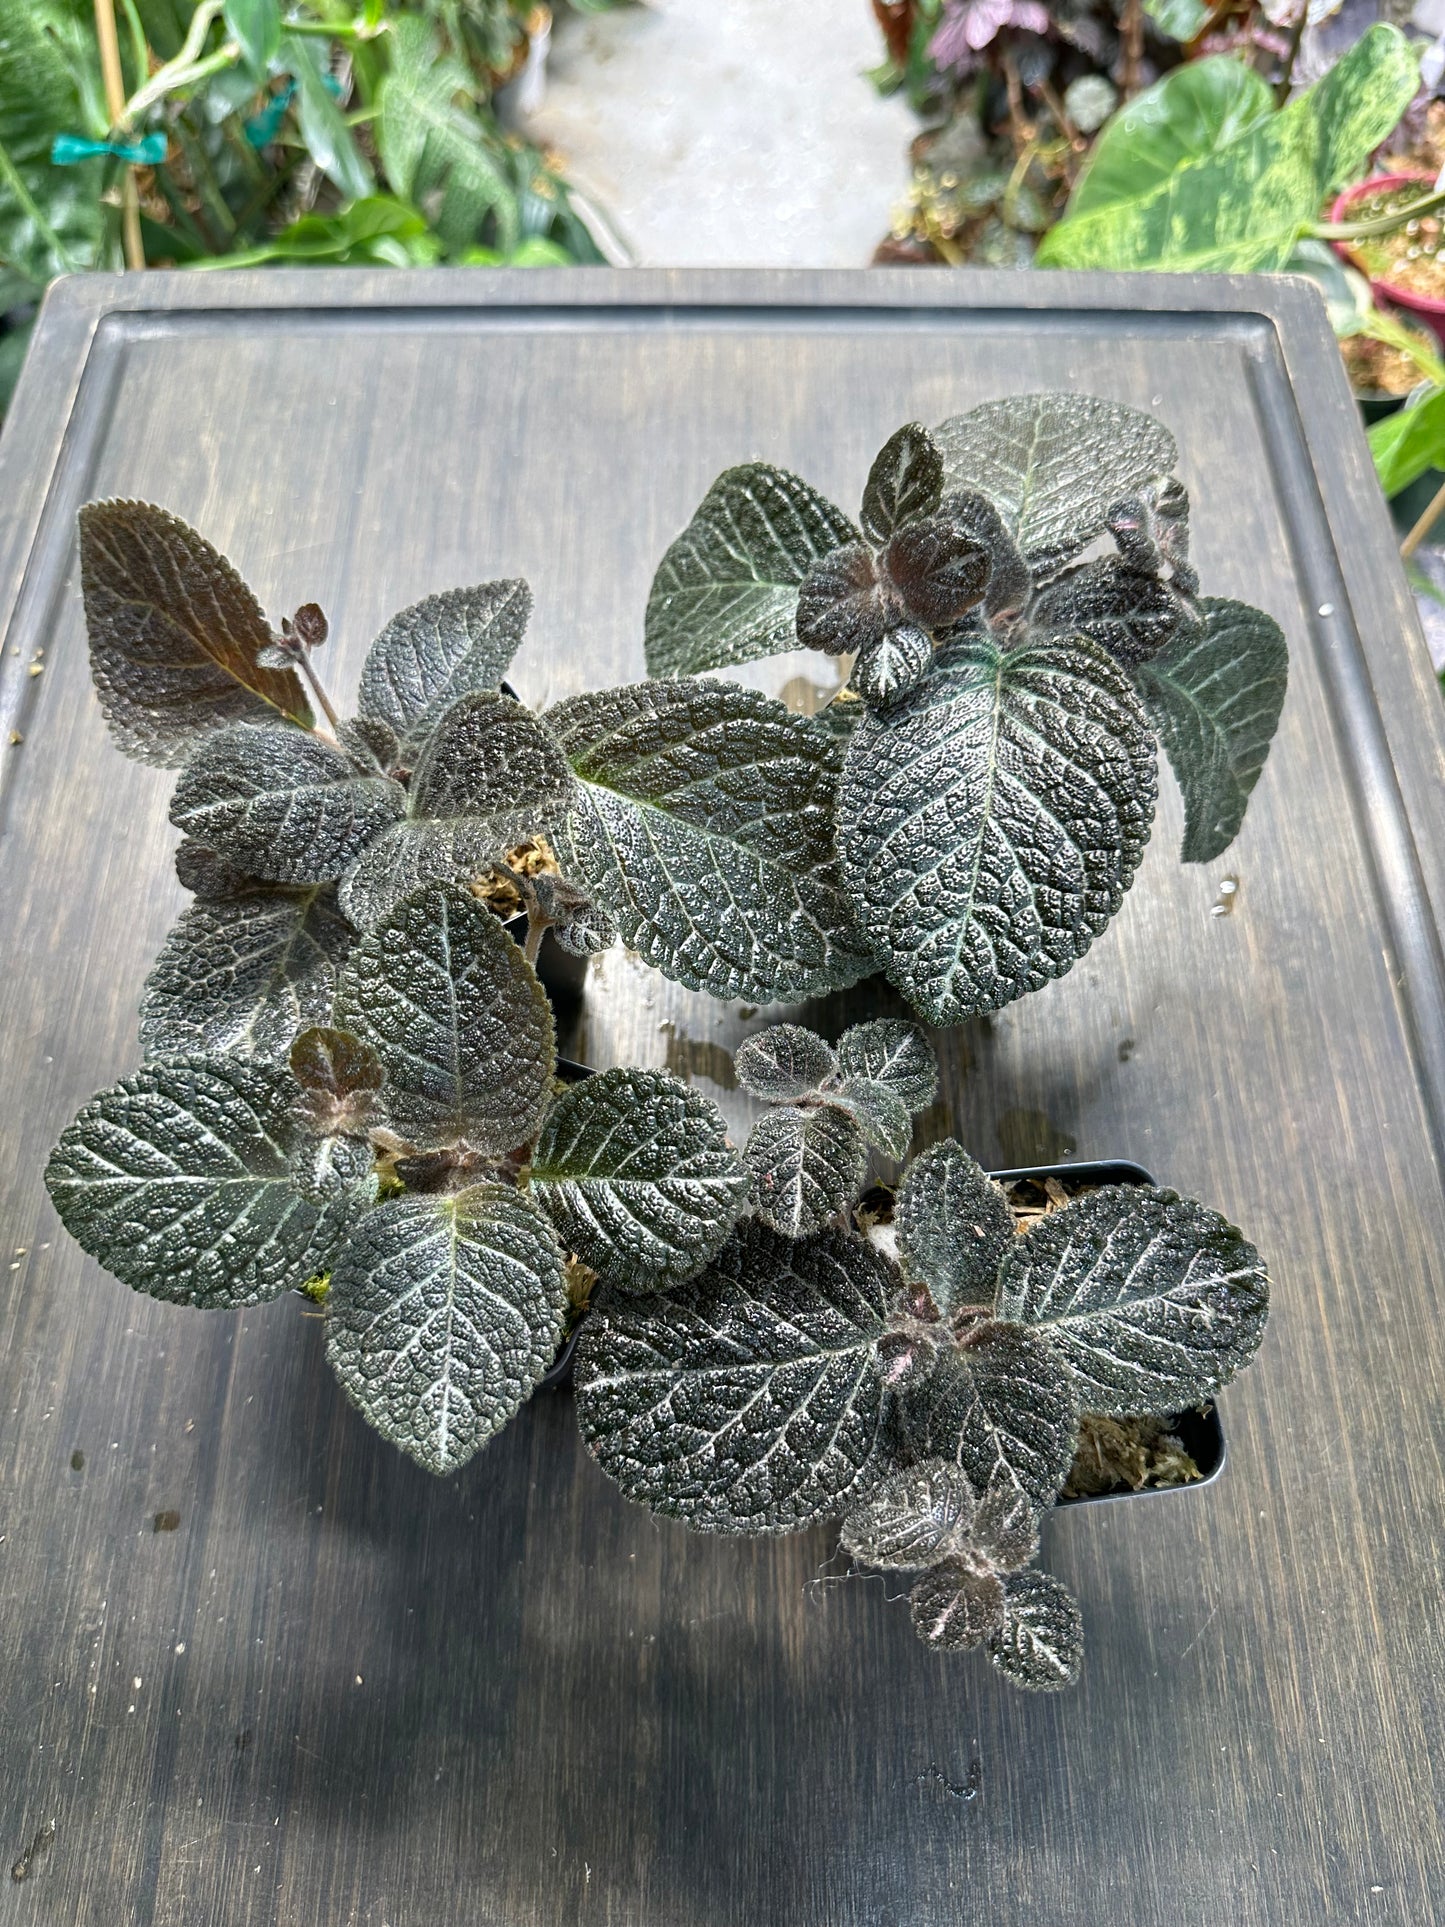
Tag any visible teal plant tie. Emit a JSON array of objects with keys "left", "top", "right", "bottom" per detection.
[
  {"left": 51, "top": 132, "right": 168, "bottom": 167},
  {"left": 244, "top": 80, "right": 296, "bottom": 148}
]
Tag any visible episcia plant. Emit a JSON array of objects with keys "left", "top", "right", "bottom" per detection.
[
  {"left": 639, "top": 392, "right": 1291, "bottom": 1026},
  {"left": 574, "top": 1019, "right": 1270, "bottom": 1690},
  {"left": 42, "top": 501, "right": 759, "bottom": 1474}
]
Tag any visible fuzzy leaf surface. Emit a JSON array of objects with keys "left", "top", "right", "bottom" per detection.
[
  {"left": 932, "top": 395, "right": 1177, "bottom": 572},
  {"left": 836, "top": 1019, "right": 937, "bottom": 1112},
  {"left": 1134, "top": 597, "right": 1287, "bottom": 863},
  {"left": 896, "top": 1139, "right": 1014, "bottom": 1314},
  {"left": 548, "top": 681, "right": 873, "bottom": 1003},
  {"left": 796, "top": 543, "right": 888, "bottom": 657},
  {"left": 529, "top": 1068, "right": 748, "bottom": 1291},
  {"left": 987, "top": 1570, "right": 1083, "bottom": 1690},
  {"left": 44, "top": 1054, "right": 353, "bottom": 1308},
  {"left": 574, "top": 1222, "right": 896, "bottom": 1532},
  {"left": 333, "top": 883, "right": 554, "bottom": 1152},
  {"left": 139, "top": 887, "right": 352, "bottom": 1063},
  {"left": 289, "top": 1130, "right": 376, "bottom": 1205},
  {"left": 645, "top": 464, "right": 861, "bottom": 675},
  {"left": 357, "top": 580, "right": 532, "bottom": 757},
  {"left": 831, "top": 1079, "right": 913, "bottom": 1161},
  {"left": 839, "top": 633, "right": 1157, "bottom": 1024},
  {"left": 996, "top": 1184, "right": 1269, "bottom": 1415},
  {"left": 910, "top": 1558, "right": 1006, "bottom": 1650},
  {"left": 326, "top": 1185, "right": 565, "bottom": 1474},
  {"left": 861, "top": 424, "right": 944, "bottom": 546},
  {"left": 170, "top": 724, "right": 405, "bottom": 884},
  {"left": 1032, "top": 559, "right": 1194, "bottom": 668},
  {"left": 840, "top": 1458, "right": 978, "bottom": 1570},
  {"left": 734, "top": 1024, "right": 838, "bottom": 1101},
  {"left": 745, "top": 1104, "right": 869, "bottom": 1239},
  {"left": 903, "top": 1322, "right": 1079, "bottom": 1512},
  {"left": 78, "top": 501, "right": 311, "bottom": 766},
  {"left": 852, "top": 623, "right": 934, "bottom": 707}
]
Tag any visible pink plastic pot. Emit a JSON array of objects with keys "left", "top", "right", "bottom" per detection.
[{"left": 1332, "top": 172, "right": 1445, "bottom": 347}]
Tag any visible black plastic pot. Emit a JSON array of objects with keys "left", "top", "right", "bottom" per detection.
[{"left": 502, "top": 912, "right": 588, "bottom": 1011}]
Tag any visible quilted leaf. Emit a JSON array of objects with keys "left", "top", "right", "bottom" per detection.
[
  {"left": 829, "top": 1078, "right": 912, "bottom": 1161},
  {"left": 840, "top": 1458, "right": 978, "bottom": 1570},
  {"left": 909, "top": 1558, "right": 1006, "bottom": 1651},
  {"left": 1032, "top": 557, "right": 1196, "bottom": 668},
  {"left": 860, "top": 423, "right": 944, "bottom": 547},
  {"left": 835, "top": 1019, "right": 937, "bottom": 1112},
  {"left": 745, "top": 1104, "right": 868, "bottom": 1238},
  {"left": 852, "top": 623, "right": 934, "bottom": 708},
  {"left": 357, "top": 580, "right": 532, "bottom": 757},
  {"left": 895, "top": 1139, "right": 1013, "bottom": 1315},
  {"left": 901, "top": 1321, "right": 1079, "bottom": 1513},
  {"left": 734, "top": 1024, "right": 838, "bottom": 1101},
  {"left": 986, "top": 1570, "right": 1083, "bottom": 1690}
]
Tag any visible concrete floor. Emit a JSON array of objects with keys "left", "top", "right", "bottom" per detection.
[{"left": 519, "top": 0, "right": 916, "bottom": 267}]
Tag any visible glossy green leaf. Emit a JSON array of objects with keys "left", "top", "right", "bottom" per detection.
[
  {"left": 745, "top": 1104, "right": 868, "bottom": 1239},
  {"left": 986, "top": 1570, "right": 1083, "bottom": 1690},
  {"left": 1141, "top": 0, "right": 1210, "bottom": 40},
  {"left": 357, "top": 580, "right": 532, "bottom": 756},
  {"left": 734, "top": 1024, "right": 838, "bottom": 1101},
  {"left": 0, "top": 0, "right": 107, "bottom": 286},
  {"left": 1368, "top": 387, "right": 1445, "bottom": 499},
  {"left": 835, "top": 1019, "right": 937, "bottom": 1113},
  {"left": 225, "top": 0, "right": 281, "bottom": 78},
  {"left": 284, "top": 31, "right": 373, "bottom": 202},
  {"left": 1067, "top": 57, "right": 1274, "bottom": 221}
]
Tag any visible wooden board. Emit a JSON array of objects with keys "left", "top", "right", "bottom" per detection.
[{"left": 0, "top": 269, "right": 1442, "bottom": 1927}]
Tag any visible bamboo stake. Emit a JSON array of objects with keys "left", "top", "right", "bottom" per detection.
[
  {"left": 94, "top": 0, "right": 144, "bottom": 270},
  {"left": 1400, "top": 476, "right": 1445, "bottom": 561}
]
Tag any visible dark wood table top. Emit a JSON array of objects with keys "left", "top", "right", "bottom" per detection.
[{"left": 1, "top": 268, "right": 1442, "bottom": 1927}]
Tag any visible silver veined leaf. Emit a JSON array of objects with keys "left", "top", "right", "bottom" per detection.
[
  {"left": 1134, "top": 597, "right": 1288, "bottom": 864},
  {"left": 881, "top": 516, "right": 990, "bottom": 632},
  {"left": 78, "top": 500, "right": 312, "bottom": 768},
  {"left": 895, "top": 1139, "right": 1013, "bottom": 1315},
  {"left": 860, "top": 423, "right": 944, "bottom": 547},
  {"left": 902, "top": 1321, "right": 1079, "bottom": 1513},
  {"left": 745, "top": 1104, "right": 868, "bottom": 1239},
  {"left": 170, "top": 723, "right": 406, "bottom": 885},
  {"left": 734, "top": 1023, "right": 838, "bottom": 1101},
  {"left": 547, "top": 680, "right": 874, "bottom": 1004},
  {"left": 986, "top": 1569, "right": 1083, "bottom": 1690},
  {"left": 174, "top": 838, "right": 258, "bottom": 898},
  {"left": 1032, "top": 558, "right": 1196, "bottom": 668},
  {"left": 338, "top": 692, "right": 575, "bottom": 928},
  {"left": 528, "top": 1068, "right": 749, "bottom": 1291},
  {"left": 574, "top": 1221, "right": 896, "bottom": 1533},
  {"left": 974, "top": 1469, "right": 1040, "bottom": 1571},
  {"left": 645, "top": 463, "right": 860, "bottom": 676},
  {"left": 333, "top": 883, "right": 555, "bottom": 1153},
  {"left": 290, "top": 1026, "right": 384, "bottom": 1101},
  {"left": 836, "top": 1019, "right": 937, "bottom": 1112},
  {"left": 995, "top": 1184, "right": 1269, "bottom": 1416},
  {"left": 838, "top": 632, "right": 1157, "bottom": 1025},
  {"left": 335, "top": 715, "right": 401, "bottom": 774},
  {"left": 138, "top": 886, "right": 353, "bottom": 1064},
  {"left": 289, "top": 1130, "right": 377, "bottom": 1205},
  {"left": 325, "top": 1184, "right": 566, "bottom": 1475},
  {"left": 840, "top": 1457, "right": 977, "bottom": 1570},
  {"left": 357, "top": 580, "right": 532, "bottom": 756},
  {"left": 933, "top": 394, "right": 1177, "bottom": 574},
  {"left": 830, "top": 1078, "right": 913, "bottom": 1161},
  {"left": 851, "top": 622, "right": 933, "bottom": 707},
  {"left": 909, "top": 1557, "right": 1006, "bottom": 1651},
  {"left": 43, "top": 1054, "right": 355, "bottom": 1308},
  {"left": 796, "top": 542, "right": 889, "bottom": 657}
]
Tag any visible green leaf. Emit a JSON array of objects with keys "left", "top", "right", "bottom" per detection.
[
  {"left": 528, "top": 1068, "right": 748, "bottom": 1291},
  {"left": 1368, "top": 387, "right": 1445, "bottom": 499},
  {"left": 1067, "top": 56, "right": 1274, "bottom": 222},
  {"left": 377, "top": 16, "right": 517, "bottom": 255},
  {"left": 986, "top": 1570, "right": 1083, "bottom": 1690},
  {"left": 896, "top": 1140, "right": 1013, "bottom": 1315},
  {"left": 933, "top": 394, "right": 1177, "bottom": 572},
  {"left": 338, "top": 692, "right": 574, "bottom": 928},
  {"left": 289, "top": 1129, "right": 375, "bottom": 1206},
  {"left": 225, "top": 0, "right": 281, "bottom": 79},
  {"left": 909, "top": 1558, "right": 1005, "bottom": 1651},
  {"left": 830, "top": 1079, "right": 912, "bottom": 1161},
  {"left": 734, "top": 1023, "right": 838, "bottom": 1101},
  {"left": 1134, "top": 597, "right": 1288, "bottom": 864},
  {"left": 284, "top": 31, "right": 373, "bottom": 202},
  {"left": 860, "top": 424, "right": 944, "bottom": 547},
  {"left": 0, "top": 0, "right": 107, "bottom": 285},
  {"left": 840, "top": 1458, "right": 978, "bottom": 1570},
  {"left": 194, "top": 196, "right": 442, "bottom": 271},
  {"left": 44, "top": 1054, "right": 355, "bottom": 1308},
  {"left": 836, "top": 1019, "right": 936, "bottom": 1112},
  {"left": 574, "top": 1222, "right": 896, "bottom": 1532},
  {"left": 644, "top": 464, "right": 860, "bottom": 676},
  {"left": 78, "top": 501, "right": 312, "bottom": 768},
  {"left": 744, "top": 1104, "right": 868, "bottom": 1239},
  {"left": 838, "top": 633, "right": 1157, "bottom": 1025},
  {"left": 326, "top": 1185, "right": 566, "bottom": 1474},
  {"left": 139, "top": 885, "right": 353, "bottom": 1063},
  {"left": 1141, "top": 0, "right": 1210, "bottom": 40},
  {"left": 333, "top": 883, "right": 555, "bottom": 1153},
  {"left": 547, "top": 681, "right": 874, "bottom": 1004},
  {"left": 902, "top": 1322, "right": 1079, "bottom": 1513},
  {"left": 170, "top": 724, "right": 405, "bottom": 884},
  {"left": 995, "top": 1184, "right": 1269, "bottom": 1417},
  {"left": 1038, "top": 26, "right": 1420, "bottom": 272},
  {"left": 357, "top": 581, "right": 532, "bottom": 757}
]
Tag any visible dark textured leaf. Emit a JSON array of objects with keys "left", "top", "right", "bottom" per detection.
[
  {"left": 78, "top": 501, "right": 312, "bottom": 767},
  {"left": 882, "top": 516, "right": 990, "bottom": 631},
  {"left": 903, "top": 1322, "right": 1078, "bottom": 1512},
  {"left": 830, "top": 1078, "right": 912, "bottom": 1161},
  {"left": 996, "top": 1184, "right": 1269, "bottom": 1416},
  {"left": 357, "top": 580, "right": 532, "bottom": 756},
  {"left": 836, "top": 1019, "right": 937, "bottom": 1112},
  {"left": 1134, "top": 597, "right": 1288, "bottom": 864},
  {"left": 840, "top": 1458, "right": 977, "bottom": 1569},
  {"left": 975, "top": 1471, "right": 1041, "bottom": 1571},
  {"left": 852, "top": 623, "right": 934, "bottom": 708},
  {"left": 547, "top": 681, "right": 873, "bottom": 1004},
  {"left": 1033, "top": 557, "right": 1195, "bottom": 668},
  {"left": 289, "top": 1129, "right": 376, "bottom": 1205},
  {"left": 44, "top": 1055, "right": 354, "bottom": 1308},
  {"left": 333, "top": 883, "right": 555, "bottom": 1152},
  {"left": 745, "top": 1105, "right": 869, "bottom": 1238},
  {"left": 290, "top": 1026, "right": 384, "bottom": 1100},
  {"left": 170, "top": 724, "right": 405, "bottom": 884},
  {"left": 734, "top": 1024, "right": 838, "bottom": 1101},
  {"left": 138, "top": 887, "right": 353, "bottom": 1063},
  {"left": 796, "top": 543, "right": 889, "bottom": 656},
  {"left": 574, "top": 1222, "right": 896, "bottom": 1532},
  {"left": 339, "top": 692, "right": 574, "bottom": 927},
  {"left": 174, "top": 839, "right": 258, "bottom": 899},
  {"left": 861, "top": 424, "right": 944, "bottom": 547},
  {"left": 646, "top": 463, "right": 861, "bottom": 676},
  {"left": 289, "top": 1025, "right": 385, "bottom": 1143},
  {"left": 326, "top": 1185, "right": 566, "bottom": 1474},
  {"left": 938, "top": 491, "right": 1032, "bottom": 621},
  {"left": 336, "top": 715, "right": 401, "bottom": 774},
  {"left": 839, "top": 633, "right": 1157, "bottom": 1024},
  {"left": 932, "top": 395, "right": 1177, "bottom": 573},
  {"left": 909, "top": 1558, "right": 1006, "bottom": 1650},
  {"left": 896, "top": 1139, "right": 1013, "bottom": 1315},
  {"left": 986, "top": 1570, "right": 1083, "bottom": 1690},
  {"left": 529, "top": 1068, "right": 748, "bottom": 1291}
]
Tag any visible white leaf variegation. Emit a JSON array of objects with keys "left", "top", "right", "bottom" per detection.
[
  {"left": 836, "top": 1019, "right": 937, "bottom": 1113},
  {"left": 326, "top": 1184, "right": 566, "bottom": 1474},
  {"left": 895, "top": 1139, "right": 1014, "bottom": 1315},
  {"left": 44, "top": 1054, "right": 357, "bottom": 1308},
  {"left": 745, "top": 1104, "right": 868, "bottom": 1239},
  {"left": 734, "top": 1024, "right": 838, "bottom": 1101},
  {"left": 528, "top": 1068, "right": 749, "bottom": 1291},
  {"left": 357, "top": 580, "right": 532, "bottom": 757},
  {"left": 903, "top": 1322, "right": 1079, "bottom": 1514},
  {"left": 986, "top": 1570, "right": 1083, "bottom": 1690}
]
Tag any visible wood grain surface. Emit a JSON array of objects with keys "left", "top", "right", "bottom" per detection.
[{"left": 0, "top": 269, "right": 1441, "bottom": 1927}]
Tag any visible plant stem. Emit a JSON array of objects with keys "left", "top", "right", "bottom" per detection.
[
  {"left": 1275, "top": 5, "right": 1307, "bottom": 105},
  {"left": 524, "top": 917, "right": 547, "bottom": 966},
  {"left": 295, "top": 650, "right": 342, "bottom": 733},
  {"left": 121, "top": 2, "right": 233, "bottom": 125},
  {"left": 1314, "top": 188, "right": 1445, "bottom": 241},
  {"left": 1401, "top": 476, "right": 1445, "bottom": 560},
  {"left": 1121, "top": 0, "right": 1143, "bottom": 98},
  {"left": 95, "top": 0, "right": 144, "bottom": 270}
]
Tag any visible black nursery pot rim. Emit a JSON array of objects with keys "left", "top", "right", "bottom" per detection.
[{"left": 536, "top": 1148, "right": 1228, "bottom": 1506}]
